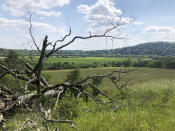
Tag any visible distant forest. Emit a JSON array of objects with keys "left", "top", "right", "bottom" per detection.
[{"left": 1, "top": 41, "right": 175, "bottom": 57}]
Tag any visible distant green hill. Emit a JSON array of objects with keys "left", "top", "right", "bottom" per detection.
[
  {"left": 1, "top": 41, "right": 175, "bottom": 57},
  {"left": 112, "top": 41, "right": 175, "bottom": 56},
  {"left": 56, "top": 41, "right": 175, "bottom": 57}
]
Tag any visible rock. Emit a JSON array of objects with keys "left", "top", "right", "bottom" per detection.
[
  {"left": 0, "top": 113, "right": 4, "bottom": 123},
  {"left": 0, "top": 100, "right": 6, "bottom": 110},
  {"left": 44, "top": 90, "right": 59, "bottom": 97}
]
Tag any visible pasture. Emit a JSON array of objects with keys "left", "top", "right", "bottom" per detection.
[
  {"left": 31, "top": 56, "right": 139, "bottom": 70},
  {"left": 46, "top": 67, "right": 175, "bottom": 130},
  {"left": 45, "top": 67, "right": 175, "bottom": 85},
  {"left": 35, "top": 56, "right": 136, "bottom": 64},
  {"left": 5, "top": 67, "right": 175, "bottom": 130}
]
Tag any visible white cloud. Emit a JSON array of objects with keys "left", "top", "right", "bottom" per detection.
[
  {"left": 0, "top": 17, "right": 67, "bottom": 49},
  {"left": 77, "top": 0, "right": 132, "bottom": 33},
  {"left": 2, "top": 0, "right": 70, "bottom": 17},
  {"left": 0, "top": 17, "right": 58, "bottom": 33},
  {"left": 34, "top": 10, "right": 61, "bottom": 17},
  {"left": 139, "top": 25, "right": 175, "bottom": 42},
  {"left": 144, "top": 26, "right": 173, "bottom": 33},
  {"left": 133, "top": 21, "right": 144, "bottom": 25}
]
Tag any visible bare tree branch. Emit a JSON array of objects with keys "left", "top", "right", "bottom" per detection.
[
  {"left": 0, "top": 72, "right": 8, "bottom": 80},
  {"left": 26, "top": 12, "right": 40, "bottom": 52},
  {"left": 0, "top": 64, "right": 29, "bottom": 81},
  {"left": 87, "top": 83, "right": 118, "bottom": 103},
  {"left": 0, "top": 83, "right": 14, "bottom": 95},
  {"left": 46, "top": 24, "right": 126, "bottom": 58},
  {"left": 76, "top": 69, "right": 131, "bottom": 84},
  {"left": 15, "top": 119, "right": 40, "bottom": 131},
  {"left": 0, "top": 8, "right": 132, "bottom": 129},
  {"left": 39, "top": 103, "right": 75, "bottom": 128},
  {"left": 54, "top": 90, "right": 63, "bottom": 110}
]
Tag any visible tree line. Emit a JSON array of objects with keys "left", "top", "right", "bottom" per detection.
[{"left": 1, "top": 41, "right": 175, "bottom": 57}]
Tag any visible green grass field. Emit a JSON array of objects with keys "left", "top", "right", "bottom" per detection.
[
  {"left": 27, "top": 56, "right": 138, "bottom": 69},
  {"left": 45, "top": 57, "right": 130, "bottom": 64},
  {"left": 45, "top": 67, "right": 175, "bottom": 85},
  {"left": 32, "top": 56, "right": 138, "bottom": 65},
  {"left": 6, "top": 67, "right": 175, "bottom": 130},
  {"left": 48, "top": 67, "right": 175, "bottom": 131}
]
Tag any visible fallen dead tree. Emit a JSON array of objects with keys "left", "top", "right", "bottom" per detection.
[{"left": 0, "top": 13, "right": 131, "bottom": 130}]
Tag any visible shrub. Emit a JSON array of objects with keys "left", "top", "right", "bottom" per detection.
[
  {"left": 66, "top": 69, "right": 81, "bottom": 83},
  {"left": 166, "top": 60, "right": 175, "bottom": 69},
  {"left": 149, "top": 60, "right": 164, "bottom": 68},
  {"left": 55, "top": 97, "right": 80, "bottom": 119},
  {"left": 0, "top": 75, "right": 24, "bottom": 93}
]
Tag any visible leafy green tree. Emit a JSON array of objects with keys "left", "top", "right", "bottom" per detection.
[{"left": 123, "top": 56, "right": 132, "bottom": 67}]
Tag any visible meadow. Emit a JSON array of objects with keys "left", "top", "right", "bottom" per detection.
[
  {"left": 32, "top": 56, "right": 128, "bottom": 63},
  {"left": 48, "top": 67, "right": 175, "bottom": 131},
  {"left": 31, "top": 56, "right": 150, "bottom": 70},
  {"left": 6, "top": 67, "right": 175, "bottom": 131},
  {"left": 31, "top": 56, "right": 175, "bottom": 70},
  {"left": 0, "top": 57, "right": 5, "bottom": 59},
  {"left": 45, "top": 67, "right": 175, "bottom": 85},
  {"left": 30, "top": 56, "right": 137, "bottom": 70},
  {"left": 46, "top": 57, "right": 129, "bottom": 64}
]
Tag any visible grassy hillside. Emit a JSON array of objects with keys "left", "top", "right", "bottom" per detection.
[{"left": 5, "top": 67, "right": 175, "bottom": 130}]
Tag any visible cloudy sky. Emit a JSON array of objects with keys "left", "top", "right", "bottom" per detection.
[{"left": 0, "top": 0, "right": 175, "bottom": 50}]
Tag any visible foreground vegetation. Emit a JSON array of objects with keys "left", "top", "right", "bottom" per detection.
[
  {"left": 3, "top": 67, "right": 175, "bottom": 130},
  {"left": 57, "top": 80, "right": 175, "bottom": 131}
]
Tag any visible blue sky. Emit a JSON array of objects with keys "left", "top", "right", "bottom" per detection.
[{"left": 0, "top": 0, "right": 175, "bottom": 50}]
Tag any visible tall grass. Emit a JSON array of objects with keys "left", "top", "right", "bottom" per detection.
[
  {"left": 5, "top": 68, "right": 175, "bottom": 130},
  {"left": 57, "top": 80, "right": 175, "bottom": 131}
]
